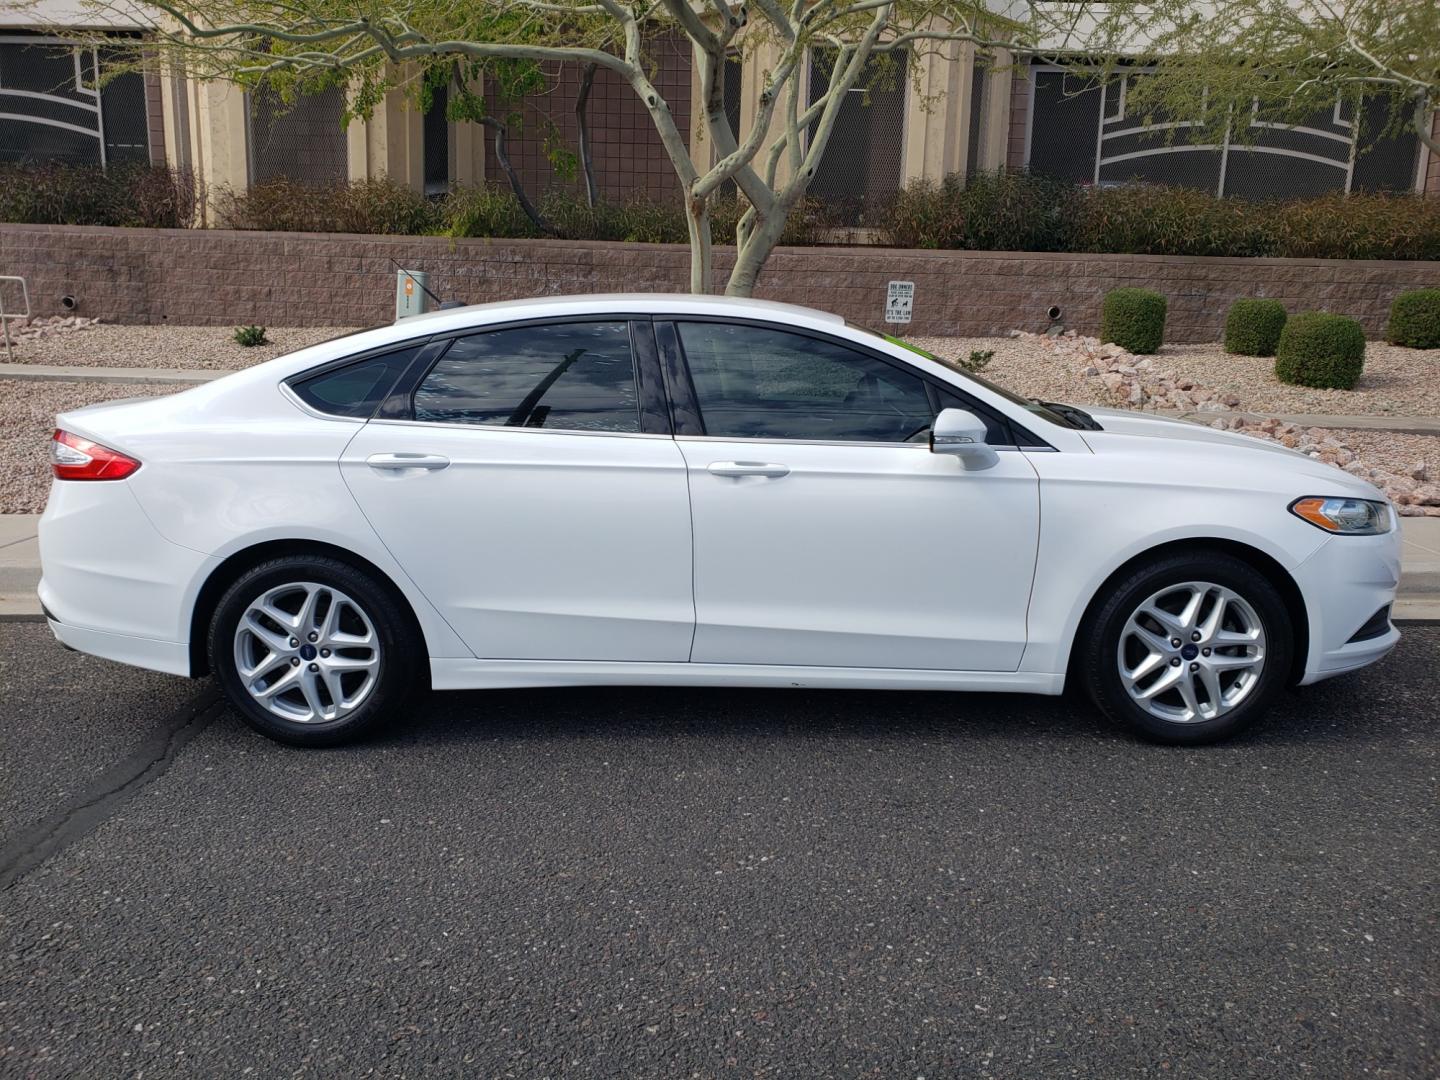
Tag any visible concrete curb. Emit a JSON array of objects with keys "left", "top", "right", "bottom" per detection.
[{"left": 0, "top": 363, "right": 220, "bottom": 384}]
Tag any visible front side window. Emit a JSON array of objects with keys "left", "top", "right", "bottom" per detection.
[
  {"left": 676, "top": 322, "right": 934, "bottom": 442},
  {"left": 413, "top": 322, "right": 640, "bottom": 433}
]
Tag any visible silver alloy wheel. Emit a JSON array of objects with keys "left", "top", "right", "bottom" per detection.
[
  {"left": 1117, "top": 581, "right": 1267, "bottom": 725},
  {"left": 233, "top": 581, "right": 381, "bottom": 724}
]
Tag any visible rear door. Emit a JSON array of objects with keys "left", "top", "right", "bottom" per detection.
[{"left": 340, "top": 317, "right": 694, "bottom": 661}]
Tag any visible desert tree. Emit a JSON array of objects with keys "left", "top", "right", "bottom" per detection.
[{"left": 74, "top": 0, "right": 1062, "bottom": 294}]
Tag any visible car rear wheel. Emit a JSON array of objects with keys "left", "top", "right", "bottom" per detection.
[
  {"left": 1079, "top": 551, "right": 1294, "bottom": 745},
  {"left": 210, "top": 556, "right": 420, "bottom": 747}
]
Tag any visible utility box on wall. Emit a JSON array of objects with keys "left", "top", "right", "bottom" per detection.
[{"left": 395, "top": 270, "right": 431, "bottom": 320}]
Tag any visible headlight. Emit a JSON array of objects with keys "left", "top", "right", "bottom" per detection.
[{"left": 1289, "top": 496, "right": 1392, "bottom": 535}]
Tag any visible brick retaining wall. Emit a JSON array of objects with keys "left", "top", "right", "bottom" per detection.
[{"left": 2, "top": 224, "right": 1437, "bottom": 341}]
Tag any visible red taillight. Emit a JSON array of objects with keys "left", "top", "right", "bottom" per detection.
[{"left": 50, "top": 429, "right": 141, "bottom": 481}]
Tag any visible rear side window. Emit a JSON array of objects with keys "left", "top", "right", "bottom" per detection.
[
  {"left": 290, "top": 347, "right": 419, "bottom": 418},
  {"left": 413, "top": 322, "right": 640, "bottom": 433}
]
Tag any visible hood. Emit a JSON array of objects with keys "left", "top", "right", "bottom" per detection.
[
  {"left": 1082, "top": 407, "right": 1309, "bottom": 456},
  {"left": 1075, "top": 407, "right": 1387, "bottom": 501}
]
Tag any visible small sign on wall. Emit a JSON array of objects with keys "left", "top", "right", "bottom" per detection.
[{"left": 885, "top": 280, "right": 914, "bottom": 324}]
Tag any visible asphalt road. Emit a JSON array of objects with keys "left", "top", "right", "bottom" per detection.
[{"left": 0, "top": 622, "right": 1436, "bottom": 1079}]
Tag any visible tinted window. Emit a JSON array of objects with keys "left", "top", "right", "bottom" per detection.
[
  {"left": 677, "top": 322, "right": 934, "bottom": 442},
  {"left": 291, "top": 348, "right": 418, "bottom": 418},
  {"left": 414, "top": 322, "right": 639, "bottom": 432}
]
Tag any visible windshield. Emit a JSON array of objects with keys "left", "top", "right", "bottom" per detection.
[{"left": 849, "top": 323, "right": 1083, "bottom": 430}]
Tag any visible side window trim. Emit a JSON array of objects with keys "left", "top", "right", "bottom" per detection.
[
  {"left": 663, "top": 316, "right": 1046, "bottom": 448},
  {"left": 653, "top": 320, "right": 705, "bottom": 437},
  {"left": 398, "top": 315, "right": 648, "bottom": 435},
  {"left": 628, "top": 319, "right": 674, "bottom": 436},
  {"left": 376, "top": 337, "right": 454, "bottom": 421}
]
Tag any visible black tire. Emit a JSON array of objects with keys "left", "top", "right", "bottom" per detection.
[
  {"left": 1077, "top": 550, "right": 1294, "bottom": 746},
  {"left": 209, "top": 555, "right": 421, "bottom": 747}
]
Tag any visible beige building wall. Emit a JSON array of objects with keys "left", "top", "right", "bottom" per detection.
[
  {"left": 161, "top": 63, "right": 485, "bottom": 221},
  {"left": 159, "top": 70, "right": 246, "bottom": 225},
  {"left": 728, "top": 36, "right": 1009, "bottom": 196}
]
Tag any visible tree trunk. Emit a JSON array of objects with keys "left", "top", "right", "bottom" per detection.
[
  {"left": 479, "top": 117, "right": 556, "bottom": 236},
  {"left": 725, "top": 206, "right": 787, "bottom": 297},
  {"left": 576, "top": 62, "right": 600, "bottom": 207},
  {"left": 685, "top": 191, "right": 714, "bottom": 294}
]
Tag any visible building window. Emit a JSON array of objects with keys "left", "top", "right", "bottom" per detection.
[
  {"left": 423, "top": 75, "right": 450, "bottom": 196},
  {"left": 247, "top": 82, "right": 347, "bottom": 185},
  {"left": 0, "top": 38, "right": 149, "bottom": 166},
  {"left": 1025, "top": 64, "right": 1422, "bottom": 197},
  {"left": 807, "top": 49, "right": 908, "bottom": 223}
]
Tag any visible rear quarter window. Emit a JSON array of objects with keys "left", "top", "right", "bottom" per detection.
[{"left": 289, "top": 347, "right": 422, "bottom": 418}]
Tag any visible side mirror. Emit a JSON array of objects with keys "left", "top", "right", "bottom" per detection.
[{"left": 930, "top": 407, "right": 1000, "bottom": 471}]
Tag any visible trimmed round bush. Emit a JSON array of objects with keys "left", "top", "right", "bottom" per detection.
[
  {"left": 1100, "top": 288, "right": 1167, "bottom": 354},
  {"left": 1224, "top": 298, "right": 1288, "bottom": 356},
  {"left": 1274, "top": 312, "right": 1366, "bottom": 390},
  {"left": 1385, "top": 288, "right": 1440, "bottom": 349}
]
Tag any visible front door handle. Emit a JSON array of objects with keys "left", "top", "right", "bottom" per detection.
[
  {"left": 366, "top": 452, "right": 450, "bottom": 471},
  {"left": 707, "top": 461, "right": 790, "bottom": 479}
]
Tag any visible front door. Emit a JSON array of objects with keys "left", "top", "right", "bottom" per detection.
[
  {"left": 341, "top": 319, "right": 693, "bottom": 662},
  {"left": 667, "top": 320, "right": 1041, "bottom": 671}
]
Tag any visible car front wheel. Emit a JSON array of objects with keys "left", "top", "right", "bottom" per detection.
[
  {"left": 1079, "top": 551, "right": 1294, "bottom": 745},
  {"left": 210, "top": 556, "right": 420, "bottom": 747}
]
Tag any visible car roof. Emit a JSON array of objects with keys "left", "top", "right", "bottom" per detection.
[{"left": 395, "top": 293, "right": 844, "bottom": 332}]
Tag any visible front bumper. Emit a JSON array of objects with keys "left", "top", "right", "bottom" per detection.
[{"left": 1293, "top": 529, "right": 1402, "bottom": 685}]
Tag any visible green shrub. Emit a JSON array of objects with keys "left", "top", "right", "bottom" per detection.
[
  {"left": 881, "top": 171, "right": 1073, "bottom": 252},
  {"left": 233, "top": 325, "right": 267, "bottom": 347},
  {"left": 217, "top": 177, "right": 442, "bottom": 235},
  {"left": 0, "top": 163, "right": 198, "bottom": 228},
  {"left": 960, "top": 348, "right": 994, "bottom": 373},
  {"left": 1385, "top": 288, "right": 1440, "bottom": 349},
  {"left": 1224, "top": 299, "right": 1288, "bottom": 356},
  {"left": 1268, "top": 193, "right": 1440, "bottom": 261},
  {"left": 442, "top": 185, "right": 538, "bottom": 239},
  {"left": 877, "top": 174, "right": 1440, "bottom": 261},
  {"left": 1274, "top": 312, "right": 1366, "bottom": 389},
  {"left": 1063, "top": 184, "right": 1274, "bottom": 258},
  {"left": 1100, "top": 288, "right": 1167, "bottom": 354}
]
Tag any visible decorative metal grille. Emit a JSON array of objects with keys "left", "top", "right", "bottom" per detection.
[
  {"left": 247, "top": 82, "right": 347, "bottom": 186},
  {"left": 0, "top": 36, "right": 150, "bottom": 166},
  {"left": 1026, "top": 65, "right": 1423, "bottom": 197}
]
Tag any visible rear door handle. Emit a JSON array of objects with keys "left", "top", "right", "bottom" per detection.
[
  {"left": 366, "top": 453, "right": 450, "bottom": 471},
  {"left": 707, "top": 461, "right": 790, "bottom": 479}
]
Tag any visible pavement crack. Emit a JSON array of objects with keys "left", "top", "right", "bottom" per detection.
[{"left": 0, "top": 686, "right": 222, "bottom": 891}]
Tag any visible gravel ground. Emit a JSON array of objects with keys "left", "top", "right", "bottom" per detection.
[
  {"left": 915, "top": 336, "right": 1440, "bottom": 418},
  {"left": 3, "top": 323, "right": 362, "bottom": 370},
  {"left": 0, "top": 379, "right": 180, "bottom": 513}
]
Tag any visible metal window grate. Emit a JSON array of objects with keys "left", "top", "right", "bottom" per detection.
[
  {"left": 247, "top": 82, "right": 347, "bottom": 186},
  {"left": 0, "top": 37, "right": 149, "bottom": 167},
  {"left": 1027, "top": 64, "right": 1424, "bottom": 197},
  {"left": 807, "top": 48, "right": 908, "bottom": 224}
]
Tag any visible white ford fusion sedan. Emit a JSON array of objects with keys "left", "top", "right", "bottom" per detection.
[{"left": 40, "top": 295, "right": 1400, "bottom": 747}]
